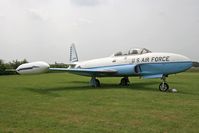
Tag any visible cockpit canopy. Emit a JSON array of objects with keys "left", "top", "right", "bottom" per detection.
[{"left": 112, "top": 48, "right": 151, "bottom": 57}]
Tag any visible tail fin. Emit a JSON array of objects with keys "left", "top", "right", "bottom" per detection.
[{"left": 70, "top": 43, "right": 78, "bottom": 62}]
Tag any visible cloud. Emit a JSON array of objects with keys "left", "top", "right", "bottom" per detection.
[
  {"left": 77, "top": 18, "right": 93, "bottom": 24},
  {"left": 26, "top": 9, "right": 46, "bottom": 21},
  {"left": 70, "top": 0, "right": 106, "bottom": 6},
  {"left": 0, "top": 15, "right": 5, "bottom": 19},
  {"left": 72, "top": 18, "right": 93, "bottom": 28},
  {"left": 158, "top": 11, "right": 167, "bottom": 17}
]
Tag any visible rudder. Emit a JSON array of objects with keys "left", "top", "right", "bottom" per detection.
[{"left": 70, "top": 43, "right": 78, "bottom": 62}]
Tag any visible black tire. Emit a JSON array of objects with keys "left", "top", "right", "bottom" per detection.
[
  {"left": 159, "top": 83, "right": 169, "bottom": 92},
  {"left": 120, "top": 78, "right": 125, "bottom": 86},
  {"left": 95, "top": 79, "right": 101, "bottom": 87},
  {"left": 120, "top": 78, "right": 129, "bottom": 86}
]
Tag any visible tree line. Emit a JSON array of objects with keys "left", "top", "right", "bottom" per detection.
[
  {"left": 192, "top": 61, "right": 199, "bottom": 67},
  {"left": 0, "top": 59, "right": 28, "bottom": 75}
]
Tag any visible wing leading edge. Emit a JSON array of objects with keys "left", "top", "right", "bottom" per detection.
[{"left": 49, "top": 68, "right": 117, "bottom": 77}]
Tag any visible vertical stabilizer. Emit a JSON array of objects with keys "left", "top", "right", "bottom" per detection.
[{"left": 70, "top": 43, "right": 78, "bottom": 62}]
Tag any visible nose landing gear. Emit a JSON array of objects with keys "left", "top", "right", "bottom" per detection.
[{"left": 159, "top": 76, "right": 169, "bottom": 92}]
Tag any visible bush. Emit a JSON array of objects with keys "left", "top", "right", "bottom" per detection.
[{"left": 0, "top": 59, "right": 28, "bottom": 75}]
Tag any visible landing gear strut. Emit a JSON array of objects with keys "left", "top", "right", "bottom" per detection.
[
  {"left": 90, "top": 77, "right": 101, "bottom": 87},
  {"left": 159, "top": 76, "right": 169, "bottom": 92},
  {"left": 120, "top": 77, "right": 130, "bottom": 86}
]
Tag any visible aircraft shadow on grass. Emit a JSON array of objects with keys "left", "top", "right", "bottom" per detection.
[
  {"left": 23, "top": 81, "right": 165, "bottom": 97},
  {"left": 23, "top": 80, "right": 198, "bottom": 97}
]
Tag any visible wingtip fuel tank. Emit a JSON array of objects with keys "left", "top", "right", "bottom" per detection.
[{"left": 16, "top": 61, "right": 50, "bottom": 75}]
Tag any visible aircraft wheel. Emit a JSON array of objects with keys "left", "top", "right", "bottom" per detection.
[
  {"left": 120, "top": 77, "right": 129, "bottom": 86},
  {"left": 95, "top": 79, "right": 101, "bottom": 87},
  {"left": 159, "top": 82, "right": 169, "bottom": 92},
  {"left": 90, "top": 78, "right": 100, "bottom": 87}
]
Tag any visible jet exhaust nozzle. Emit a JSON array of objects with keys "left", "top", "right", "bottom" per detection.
[{"left": 16, "top": 61, "right": 50, "bottom": 75}]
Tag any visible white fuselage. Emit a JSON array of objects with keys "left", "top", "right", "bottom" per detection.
[
  {"left": 16, "top": 52, "right": 192, "bottom": 78},
  {"left": 75, "top": 52, "right": 191, "bottom": 69},
  {"left": 15, "top": 45, "right": 192, "bottom": 90}
]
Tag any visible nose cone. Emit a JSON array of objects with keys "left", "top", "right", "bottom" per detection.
[
  {"left": 180, "top": 55, "right": 191, "bottom": 62},
  {"left": 175, "top": 54, "right": 192, "bottom": 71}
]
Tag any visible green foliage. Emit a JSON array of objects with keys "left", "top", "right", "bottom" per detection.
[
  {"left": 9, "top": 59, "right": 28, "bottom": 69},
  {"left": 0, "top": 59, "right": 6, "bottom": 75},
  {"left": 0, "top": 59, "right": 69, "bottom": 75},
  {"left": 0, "top": 72, "right": 198, "bottom": 133},
  {"left": 50, "top": 62, "right": 68, "bottom": 68},
  {"left": 192, "top": 61, "right": 199, "bottom": 67},
  {"left": 0, "top": 59, "right": 28, "bottom": 75}
]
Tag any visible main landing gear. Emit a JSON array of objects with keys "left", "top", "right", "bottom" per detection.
[
  {"left": 159, "top": 76, "right": 169, "bottom": 92},
  {"left": 90, "top": 77, "right": 130, "bottom": 87},
  {"left": 90, "top": 76, "right": 170, "bottom": 92},
  {"left": 119, "top": 77, "right": 130, "bottom": 86},
  {"left": 90, "top": 77, "right": 101, "bottom": 87}
]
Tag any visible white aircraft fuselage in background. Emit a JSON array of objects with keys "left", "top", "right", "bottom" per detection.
[{"left": 16, "top": 44, "right": 192, "bottom": 92}]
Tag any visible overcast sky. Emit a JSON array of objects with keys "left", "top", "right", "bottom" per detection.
[{"left": 0, "top": 0, "right": 198, "bottom": 63}]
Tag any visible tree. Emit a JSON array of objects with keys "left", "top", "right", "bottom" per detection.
[
  {"left": 0, "top": 59, "right": 6, "bottom": 75},
  {"left": 192, "top": 61, "right": 199, "bottom": 67},
  {"left": 9, "top": 59, "right": 28, "bottom": 69},
  {"left": 0, "top": 59, "right": 29, "bottom": 75}
]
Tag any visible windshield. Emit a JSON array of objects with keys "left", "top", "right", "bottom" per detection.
[{"left": 113, "top": 48, "right": 151, "bottom": 57}]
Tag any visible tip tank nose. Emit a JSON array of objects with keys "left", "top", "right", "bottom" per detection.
[{"left": 16, "top": 61, "right": 50, "bottom": 75}]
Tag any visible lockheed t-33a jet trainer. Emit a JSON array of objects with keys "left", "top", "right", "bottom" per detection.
[{"left": 16, "top": 44, "right": 192, "bottom": 92}]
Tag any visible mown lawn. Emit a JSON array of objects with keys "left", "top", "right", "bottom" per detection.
[{"left": 0, "top": 72, "right": 198, "bottom": 133}]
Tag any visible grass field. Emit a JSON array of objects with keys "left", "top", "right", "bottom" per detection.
[{"left": 0, "top": 72, "right": 198, "bottom": 133}]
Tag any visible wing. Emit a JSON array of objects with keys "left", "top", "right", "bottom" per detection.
[{"left": 49, "top": 68, "right": 118, "bottom": 77}]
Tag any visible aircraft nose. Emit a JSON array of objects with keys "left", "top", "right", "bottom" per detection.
[
  {"left": 177, "top": 54, "right": 192, "bottom": 66},
  {"left": 176, "top": 54, "right": 192, "bottom": 71},
  {"left": 172, "top": 53, "right": 190, "bottom": 62},
  {"left": 180, "top": 55, "right": 191, "bottom": 62}
]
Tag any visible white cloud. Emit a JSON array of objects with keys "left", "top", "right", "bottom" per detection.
[
  {"left": 70, "top": 0, "right": 107, "bottom": 6},
  {"left": 0, "top": 15, "right": 5, "bottom": 19},
  {"left": 0, "top": 0, "right": 198, "bottom": 62},
  {"left": 72, "top": 18, "right": 93, "bottom": 28},
  {"left": 26, "top": 9, "right": 48, "bottom": 21},
  {"left": 77, "top": 18, "right": 93, "bottom": 24}
]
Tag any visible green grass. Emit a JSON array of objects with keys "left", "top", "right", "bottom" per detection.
[{"left": 0, "top": 72, "right": 199, "bottom": 133}]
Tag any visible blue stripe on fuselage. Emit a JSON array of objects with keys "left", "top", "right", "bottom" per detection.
[
  {"left": 84, "top": 61, "right": 192, "bottom": 76},
  {"left": 139, "top": 61, "right": 192, "bottom": 75}
]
